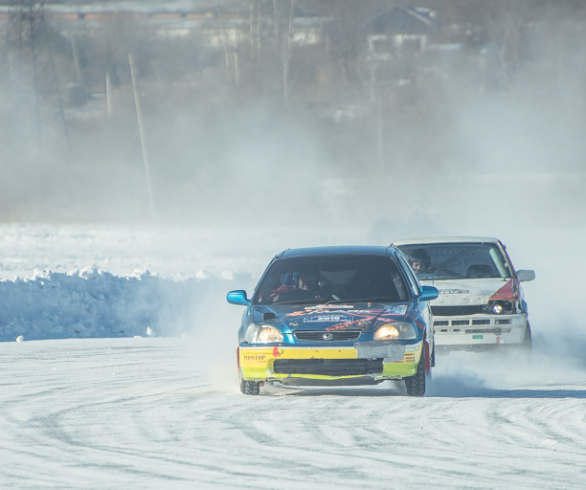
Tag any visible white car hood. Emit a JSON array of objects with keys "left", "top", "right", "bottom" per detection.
[{"left": 419, "top": 278, "right": 510, "bottom": 306}]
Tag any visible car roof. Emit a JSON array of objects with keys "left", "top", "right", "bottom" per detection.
[
  {"left": 278, "top": 245, "right": 394, "bottom": 259},
  {"left": 392, "top": 236, "right": 501, "bottom": 246}
]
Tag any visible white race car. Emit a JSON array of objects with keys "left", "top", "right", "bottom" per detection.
[{"left": 394, "top": 237, "right": 534, "bottom": 353}]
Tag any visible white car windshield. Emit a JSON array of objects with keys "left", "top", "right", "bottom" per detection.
[{"left": 398, "top": 243, "right": 512, "bottom": 280}]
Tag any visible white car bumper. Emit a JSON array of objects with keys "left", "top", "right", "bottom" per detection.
[{"left": 433, "top": 313, "right": 528, "bottom": 350}]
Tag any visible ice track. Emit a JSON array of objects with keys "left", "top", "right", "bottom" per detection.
[{"left": 1, "top": 338, "right": 585, "bottom": 489}]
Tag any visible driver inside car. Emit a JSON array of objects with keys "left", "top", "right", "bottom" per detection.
[
  {"left": 297, "top": 272, "right": 318, "bottom": 292},
  {"left": 408, "top": 249, "right": 431, "bottom": 273},
  {"left": 270, "top": 272, "right": 323, "bottom": 303}
]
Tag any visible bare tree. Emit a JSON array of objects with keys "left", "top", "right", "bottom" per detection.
[{"left": 486, "top": 0, "right": 531, "bottom": 91}]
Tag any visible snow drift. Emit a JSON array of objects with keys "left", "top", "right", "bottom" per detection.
[{"left": 0, "top": 267, "right": 253, "bottom": 342}]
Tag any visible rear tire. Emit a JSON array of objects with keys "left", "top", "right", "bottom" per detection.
[
  {"left": 240, "top": 378, "right": 260, "bottom": 395},
  {"left": 405, "top": 355, "right": 426, "bottom": 396}
]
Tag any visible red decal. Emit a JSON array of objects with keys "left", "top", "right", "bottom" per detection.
[
  {"left": 405, "top": 314, "right": 425, "bottom": 331},
  {"left": 496, "top": 335, "right": 501, "bottom": 344},
  {"left": 272, "top": 346, "right": 284, "bottom": 357},
  {"left": 489, "top": 279, "right": 519, "bottom": 301},
  {"left": 325, "top": 320, "right": 360, "bottom": 331}
]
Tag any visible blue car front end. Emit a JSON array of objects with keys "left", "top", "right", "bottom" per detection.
[{"left": 228, "top": 246, "right": 438, "bottom": 395}]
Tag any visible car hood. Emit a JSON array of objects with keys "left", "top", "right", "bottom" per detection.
[
  {"left": 252, "top": 303, "right": 410, "bottom": 332},
  {"left": 418, "top": 278, "right": 512, "bottom": 306}
]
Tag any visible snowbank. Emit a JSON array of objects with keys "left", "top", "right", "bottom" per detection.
[{"left": 0, "top": 267, "right": 254, "bottom": 342}]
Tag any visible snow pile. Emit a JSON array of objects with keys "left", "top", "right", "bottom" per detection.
[{"left": 0, "top": 267, "right": 254, "bottom": 342}]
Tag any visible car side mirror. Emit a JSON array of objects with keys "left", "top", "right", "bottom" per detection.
[
  {"left": 517, "top": 270, "right": 535, "bottom": 282},
  {"left": 227, "top": 290, "right": 250, "bottom": 306},
  {"left": 419, "top": 285, "right": 439, "bottom": 301}
]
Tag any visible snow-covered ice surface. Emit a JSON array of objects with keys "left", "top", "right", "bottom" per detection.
[
  {"left": 0, "top": 223, "right": 371, "bottom": 280},
  {"left": 1, "top": 222, "right": 586, "bottom": 489},
  {"left": 1, "top": 338, "right": 585, "bottom": 489}
]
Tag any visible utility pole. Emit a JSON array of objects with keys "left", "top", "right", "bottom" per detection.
[
  {"left": 0, "top": 0, "right": 70, "bottom": 157},
  {"left": 129, "top": 53, "right": 156, "bottom": 217}
]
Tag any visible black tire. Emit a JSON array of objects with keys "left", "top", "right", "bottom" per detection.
[
  {"left": 240, "top": 378, "right": 260, "bottom": 395},
  {"left": 431, "top": 343, "right": 436, "bottom": 368},
  {"left": 521, "top": 323, "right": 532, "bottom": 353},
  {"left": 405, "top": 355, "right": 426, "bottom": 396}
]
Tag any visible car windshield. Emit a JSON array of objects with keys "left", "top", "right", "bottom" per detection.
[
  {"left": 254, "top": 255, "right": 410, "bottom": 305},
  {"left": 397, "top": 243, "right": 512, "bottom": 280}
]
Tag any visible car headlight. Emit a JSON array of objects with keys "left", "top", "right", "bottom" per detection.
[
  {"left": 374, "top": 322, "right": 417, "bottom": 340},
  {"left": 485, "top": 300, "right": 514, "bottom": 314},
  {"left": 245, "top": 324, "right": 284, "bottom": 343},
  {"left": 256, "top": 326, "right": 284, "bottom": 343}
]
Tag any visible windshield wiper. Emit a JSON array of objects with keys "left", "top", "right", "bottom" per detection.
[
  {"left": 418, "top": 265, "right": 449, "bottom": 274},
  {"left": 418, "top": 247, "right": 474, "bottom": 274},
  {"left": 274, "top": 299, "right": 324, "bottom": 305}
]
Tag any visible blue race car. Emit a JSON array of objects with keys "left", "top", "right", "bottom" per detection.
[{"left": 227, "top": 246, "right": 438, "bottom": 396}]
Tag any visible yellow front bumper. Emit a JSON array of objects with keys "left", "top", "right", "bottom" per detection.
[{"left": 239, "top": 343, "right": 422, "bottom": 382}]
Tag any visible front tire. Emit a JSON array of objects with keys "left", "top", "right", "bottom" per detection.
[
  {"left": 430, "top": 342, "right": 436, "bottom": 368},
  {"left": 521, "top": 323, "right": 532, "bottom": 353},
  {"left": 240, "top": 377, "right": 260, "bottom": 395},
  {"left": 405, "top": 355, "right": 426, "bottom": 396}
]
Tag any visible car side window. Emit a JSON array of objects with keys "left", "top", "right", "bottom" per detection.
[{"left": 398, "top": 255, "right": 421, "bottom": 297}]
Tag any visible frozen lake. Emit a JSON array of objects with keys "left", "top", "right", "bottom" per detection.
[
  {"left": 1, "top": 337, "right": 585, "bottom": 489},
  {"left": 1, "top": 223, "right": 585, "bottom": 488}
]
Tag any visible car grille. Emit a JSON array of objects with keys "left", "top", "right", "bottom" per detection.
[
  {"left": 431, "top": 305, "right": 485, "bottom": 316},
  {"left": 434, "top": 319, "right": 502, "bottom": 327},
  {"left": 293, "top": 330, "right": 361, "bottom": 342},
  {"left": 452, "top": 320, "right": 470, "bottom": 326},
  {"left": 273, "top": 358, "right": 383, "bottom": 376},
  {"left": 472, "top": 319, "right": 490, "bottom": 325}
]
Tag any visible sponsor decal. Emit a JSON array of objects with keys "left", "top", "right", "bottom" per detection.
[
  {"left": 439, "top": 289, "right": 469, "bottom": 295},
  {"left": 472, "top": 334, "right": 483, "bottom": 339},
  {"left": 288, "top": 308, "right": 354, "bottom": 317},
  {"left": 403, "top": 353, "right": 416, "bottom": 363},
  {"left": 384, "top": 305, "right": 408, "bottom": 314},
  {"left": 304, "top": 315, "right": 353, "bottom": 323},
  {"left": 325, "top": 321, "right": 362, "bottom": 331},
  {"left": 304, "top": 304, "right": 354, "bottom": 310},
  {"left": 243, "top": 355, "right": 266, "bottom": 362},
  {"left": 290, "top": 308, "right": 380, "bottom": 317}
]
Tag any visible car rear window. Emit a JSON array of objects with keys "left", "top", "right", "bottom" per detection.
[
  {"left": 398, "top": 243, "right": 512, "bottom": 280},
  {"left": 255, "top": 255, "right": 410, "bottom": 305}
]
